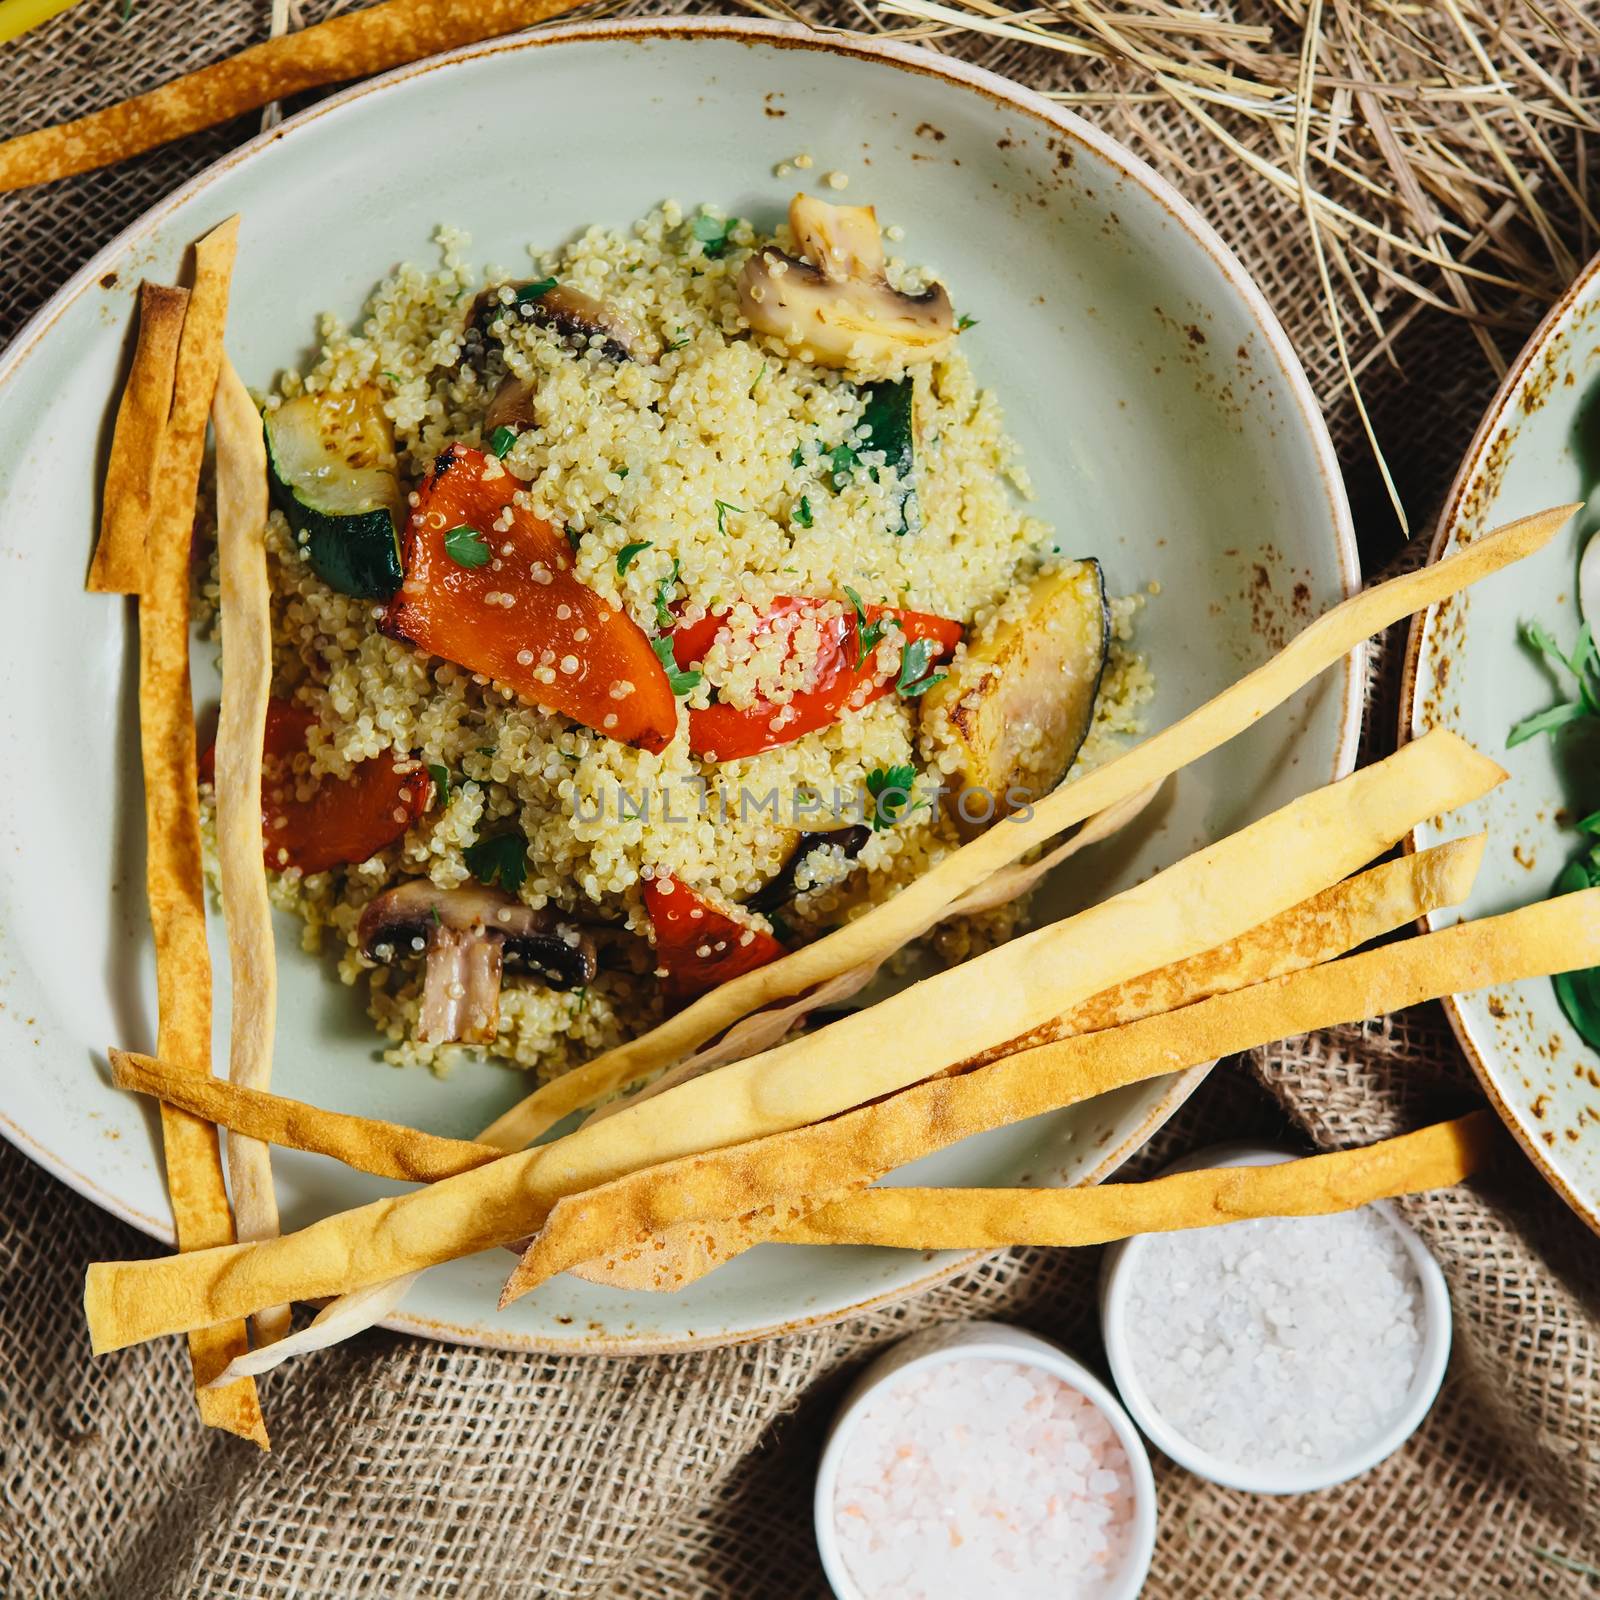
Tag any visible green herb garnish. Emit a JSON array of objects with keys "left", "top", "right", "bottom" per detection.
[
  {"left": 691, "top": 214, "right": 741, "bottom": 259},
  {"left": 895, "top": 637, "right": 946, "bottom": 698},
  {"left": 748, "top": 363, "right": 768, "bottom": 398},
  {"left": 380, "top": 370, "right": 401, "bottom": 383},
  {"left": 866, "top": 763, "right": 924, "bottom": 831},
  {"left": 667, "top": 330, "right": 691, "bottom": 352},
  {"left": 714, "top": 499, "right": 744, "bottom": 536},
  {"left": 616, "top": 466, "right": 629, "bottom": 479},
  {"left": 465, "top": 831, "right": 529, "bottom": 894},
  {"left": 844, "top": 585, "right": 887, "bottom": 669},
  {"left": 616, "top": 540, "right": 653, "bottom": 576},
  {"left": 426, "top": 763, "right": 452, "bottom": 807},
  {"left": 429, "top": 905, "right": 442, "bottom": 927},
  {"left": 1508, "top": 620, "right": 1599, "bottom": 747},
  {"left": 795, "top": 495, "right": 814, "bottom": 530},
  {"left": 488, "top": 425, "right": 518, "bottom": 459},
  {"left": 565, "top": 524, "right": 583, "bottom": 554},
  {"left": 443, "top": 525, "right": 492, "bottom": 569},
  {"left": 829, "top": 442, "right": 859, "bottom": 489},
  {"left": 790, "top": 444, "right": 807, "bottom": 468},
  {"left": 654, "top": 558, "right": 683, "bottom": 632},
  {"left": 956, "top": 313, "right": 979, "bottom": 331},
  {"left": 651, "top": 634, "right": 703, "bottom": 697},
  {"left": 515, "top": 277, "right": 558, "bottom": 303}
]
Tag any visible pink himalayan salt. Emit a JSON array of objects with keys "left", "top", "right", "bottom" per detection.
[{"left": 832, "top": 1357, "right": 1136, "bottom": 1599}]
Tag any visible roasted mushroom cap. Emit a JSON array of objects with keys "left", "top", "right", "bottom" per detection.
[
  {"left": 748, "top": 823, "right": 872, "bottom": 914},
  {"left": 464, "top": 280, "right": 650, "bottom": 366},
  {"left": 484, "top": 373, "right": 538, "bottom": 435},
  {"left": 358, "top": 880, "right": 597, "bottom": 1045},
  {"left": 738, "top": 194, "right": 955, "bottom": 372}
]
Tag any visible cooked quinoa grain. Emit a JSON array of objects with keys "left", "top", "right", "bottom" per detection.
[{"left": 200, "top": 201, "right": 1150, "bottom": 1079}]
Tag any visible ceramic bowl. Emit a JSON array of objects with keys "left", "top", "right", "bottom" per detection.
[
  {"left": 1403, "top": 249, "right": 1600, "bottom": 1234},
  {"left": 0, "top": 18, "right": 1357, "bottom": 1351}
]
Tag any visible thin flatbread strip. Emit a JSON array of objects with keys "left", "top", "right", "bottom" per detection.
[
  {"left": 80, "top": 825, "right": 1552, "bottom": 1356},
  {"left": 137, "top": 216, "right": 266, "bottom": 1448},
  {"left": 480, "top": 503, "right": 1576, "bottom": 1153},
  {"left": 501, "top": 889, "right": 1600, "bottom": 1301},
  {"left": 110, "top": 1051, "right": 496, "bottom": 1182},
  {"left": 0, "top": 0, "right": 589, "bottom": 195},
  {"left": 111, "top": 837, "right": 1485, "bottom": 1195},
  {"left": 211, "top": 354, "right": 286, "bottom": 1347},
  {"left": 774, "top": 1114, "right": 1500, "bottom": 1248},
  {"left": 570, "top": 834, "right": 1487, "bottom": 1291},
  {"left": 87, "top": 282, "right": 189, "bottom": 595},
  {"left": 89, "top": 729, "right": 1487, "bottom": 1358}
]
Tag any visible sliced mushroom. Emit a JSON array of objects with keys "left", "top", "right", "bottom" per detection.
[
  {"left": 738, "top": 194, "right": 955, "bottom": 372},
  {"left": 924, "top": 560, "right": 1110, "bottom": 836},
  {"left": 484, "top": 372, "right": 538, "bottom": 435},
  {"left": 465, "top": 280, "right": 650, "bottom": 366},
  {"left": 748, "top": 823, "right": 872, "bottom": 914},
  {"left": 358, "top": 879, "right": 597, "bottom": 1045}
]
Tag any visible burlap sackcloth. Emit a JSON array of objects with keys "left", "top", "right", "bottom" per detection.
[{"left": 2, "top": 3, "right": 1598, "bottom": 1595}]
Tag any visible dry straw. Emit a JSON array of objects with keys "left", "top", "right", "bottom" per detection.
[{"left": 846, "top": 0, "right": 1599, "bottom": 529}]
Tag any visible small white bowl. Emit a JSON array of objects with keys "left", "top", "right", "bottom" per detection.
[
  {"left": 814, "top": 1319, "right": 1157, "bottom": 1600},
  {"left": 1099, "top": 1142, "right": 1453, "bottom": 1495}
]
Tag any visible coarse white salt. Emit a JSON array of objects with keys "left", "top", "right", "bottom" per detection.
[
  {"left": 832, "top": 1358, "right": 1136, "bottom": 1599},
  {"left": 1122, "top": 1205, "right": 1425, "bottom": 1473}
]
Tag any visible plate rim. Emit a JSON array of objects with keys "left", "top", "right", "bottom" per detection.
[
  {"left": 1399, "top": 243, "right": 1600, "bottom": 1240},
  {"left": 0, "top": 14, "right": 1362, "bottom": 1352}
]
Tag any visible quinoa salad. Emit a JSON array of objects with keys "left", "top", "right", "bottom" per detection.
[{"left": 199, "top": 193, "right": 1151, "bottom": 1079}]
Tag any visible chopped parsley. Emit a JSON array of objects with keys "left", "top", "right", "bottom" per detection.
[
  {"left": 895, "top": 636, "right": 947, "bottom": 698},
  {"left": 616, "top": 466, "right": 629, "bottom": 479},
  {"left": 465, "top": 831, "right": 529, "bottom": 894},
  {"left": 654, "top": 557, "right": 683, "bottom": 632},
  {"left": 667, "top": 330, "right": 691, "bottom": 352},
  {"left": 1508, "top": 620, "right": 1599, "bottom": 746},
  {"left": 790, "top": 444, "right": 807, "bottom": 468},
  {"left": 866, "top": 763, "right": 924, "bottom": 831},
  {"left": 691, "top": 214, "right": 741, "bottom": 259},
  {"left": 380, "top": 369, "right": 401, "bottom": 383},
  {"left": 651, "top": 634, "right": 703, "bottom": 697},
  {"left": 714, "top": 499, "right": 744, "bottom": 536},
  {"left": 844, "top": 584, "right": 887, "bottom": 668},
  {"left": 443, "top": 525, "right": 492, "bottom": 569},
  {"left": 829, "top": 442, "right": 860, "bottom": 489},
  {"left": 956, "top": 313, "right": 979, "bottom": 332},
  {"left": 616, "top": 540, "right": 653, "bottom": 576},
  {"left": 488, "top": 425, "right": 518, "bottom": 459},
  {"left": 515, "top": 277, "right": 558, "bottom": 303},
  {"left": 795, "top": 495, "right": 814, "bottom": 529},
  {"left": 429, "top": 905, "right": 442, "bottom": 928},
  {"left": 426, "top": 763, "right": 452, "bottom": 807},
  {"left": 748, "top": 363, "right": 768, "bottom": 398},
  {"left": 564, "top": 524, "right": 583, "bottom": 554}
]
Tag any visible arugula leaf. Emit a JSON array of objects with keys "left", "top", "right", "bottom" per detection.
[
  {"left": 714, "top": 499, "right": 744, "bottom": 536},
  {"left": 866, "top": 763, "right": 923, "bottom": 832},
  {"left": 515, "top": 277, "right": 558, "bottom": 303},
  {"left": 844, "top": 585, "right": 887, "bottom": 669},
  {"left": 1509, "top": 702, "right": 1592, "bottom": 747},
  {"left": 465, "top": 831, "right": 528, "bottom": 894},
  {"left": 488, "top": 425, "right": 518, "bottom": 459},
  {"left": 616, "top": 540, "right": 653, "bottom": 576},
  {"left": 651, "top": 634, "right": 703, "bottom": 697},
  {"left": 443, "top": 525, "right": 492, "bottom": 569},
  {"left": 795, "top": 495, "right": 814, "bottom": 530},
  {"left": 1509, "top": 617, "right": 1600, "bottom": 745},
  {"left": 426, "top": 763, "right": 452, "bottom": 807},
  {"left": 691, "top": 214, "right": 741, "bottom": 259},
  {"left": 895, "top": 637, "right": 946, "bottom": 698},
  {"left": 1578, "top": 809, "right": 1600, "bottom": 836},
  {"left": 654, "top": 557, "right": 683, "bottom": 633}
]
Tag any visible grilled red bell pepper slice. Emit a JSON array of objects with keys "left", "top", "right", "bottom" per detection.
[
  {"left": 201, "top": 699, "right": 432, "bottom": 874},
  {"left": 642, "top": 872, "right": 787, "bottom": 1003},
  {"left": 673, "top": 595, "right": 961, "bottom": 760},
  {"left": 383, "top": 444, "right": 676, "bottom": 753}
]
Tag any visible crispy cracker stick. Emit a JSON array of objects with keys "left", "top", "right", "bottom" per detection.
[
  {"left": 502, "top": 891, "right": 1600, "bottom": 1301},
  {"left": 571, "top": 834, "right": 1487, "bottom": 1291},
  {"left": 111, "top": 1051, "right": 495, "bottom": 1181},
  {"left": 136, "top": 217, "right": 267, "bottom": 1446},
  {"left": 0, "top": 0, "right": 589, "bottom": 195},
  {"left": 480, "top": 503, "right": 1577, "bottom": 1153},
  {"left": 81, "top": 750, "right": 1512, "bottom": 1351},
  {"left": 211, "top": 354, "right": 288, "bottom": 1347},
  {"left": 775, "top": 1114, "right": 1500, "bottom": 1248},
  {"left": 112, "top": 837, "right": 1484, "bottom": 1198},
  {"left": 87, "top": 282, "right": 189, "bottom": 595}
]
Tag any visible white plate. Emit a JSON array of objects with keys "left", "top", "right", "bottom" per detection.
[
  {"left": 1404, "top": 249, "right": 1600, "bottom": 1236},
  {"left": 0, "top": 18, "right": 1357, "bottom": 1351}
]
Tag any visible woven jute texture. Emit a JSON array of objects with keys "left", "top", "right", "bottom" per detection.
[{"left": 2, "top": 3, "right": 1598, "bottom": 1596}]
